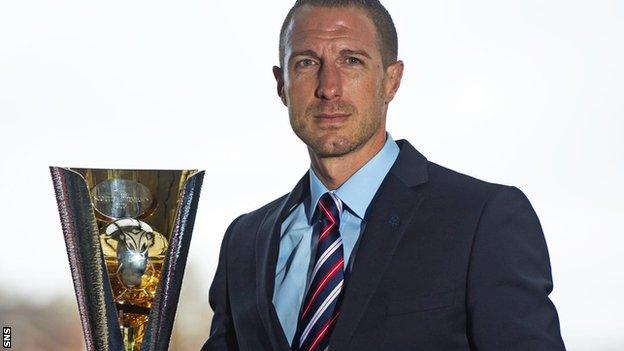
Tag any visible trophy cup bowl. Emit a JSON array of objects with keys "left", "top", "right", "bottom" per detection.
[{"left": 50, "top": 167, "right": 204, "bottom": 351}]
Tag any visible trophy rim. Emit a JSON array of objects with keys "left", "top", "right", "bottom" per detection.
[
  {"left": 49, "top": 167, "right": 205, "bottom": 197},
  {"left": 49, "top": 167, "right": 205, "bottom": 221},
  {"left": 49, "top": 166, "right": 204, "bottom": 173}
]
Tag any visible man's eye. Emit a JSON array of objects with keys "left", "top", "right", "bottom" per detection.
[
  {"left": 346, "top": 57, "right": 362, "bottom": 65},
  {"left": 297, "top": 59, "right": 316, "bottom": 68}
]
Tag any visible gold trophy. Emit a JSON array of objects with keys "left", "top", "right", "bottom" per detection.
[{"left": 50, "top": 167, "right": 204, "bottom": 351}]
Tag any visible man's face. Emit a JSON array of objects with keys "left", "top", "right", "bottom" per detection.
[{"left": 274, "top": 5, "right": 403, "bottom": 158}]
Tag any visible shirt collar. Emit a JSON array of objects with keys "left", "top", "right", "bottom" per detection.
[{"left": 306, "top": 132, "right": 400, "bottom": 223}]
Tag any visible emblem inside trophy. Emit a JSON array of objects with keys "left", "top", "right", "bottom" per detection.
[{"left": 100, "top": 218, "right": 168, "bottom": 350}]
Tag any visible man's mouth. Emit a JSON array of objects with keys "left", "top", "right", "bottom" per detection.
[{"left": 314, "top": 113, "right": 351, "bottom": 123}]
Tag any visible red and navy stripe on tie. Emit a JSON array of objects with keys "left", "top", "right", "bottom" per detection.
[{"left": 292, "top": 192, "right": 345, "bottom": 351}]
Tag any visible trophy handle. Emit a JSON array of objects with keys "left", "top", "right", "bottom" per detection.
[
  {"left": 50, "top": 166, "right": 124, "bottom": 351},
  {"left": 140, "top": 170, "right": 205, "bottom": 351}
]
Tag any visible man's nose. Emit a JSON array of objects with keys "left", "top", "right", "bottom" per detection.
[{"left": 315, "top": 63, "right": 342, "bottom": 100}]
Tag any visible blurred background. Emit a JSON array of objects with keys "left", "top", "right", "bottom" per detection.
[{"left": 0, "top": 0, "right": 622, "bottom": 349}]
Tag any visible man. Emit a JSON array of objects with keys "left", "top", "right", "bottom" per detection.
[{"left": 202, "top": 0, "right": 565, "bottom": 350}]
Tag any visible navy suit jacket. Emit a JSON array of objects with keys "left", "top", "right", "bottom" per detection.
[{"left": 202, "top": 139, "right": 565, "bottom": 350}]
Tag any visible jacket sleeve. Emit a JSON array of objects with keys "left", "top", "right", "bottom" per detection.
[
  {"left": 466, "top": 185, "right": 566, "bottom": 350},
  {"left": 201, "top": 215, "right": 244, "bottom": 351}
]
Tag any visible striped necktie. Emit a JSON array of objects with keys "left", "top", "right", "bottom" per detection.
[{"left": 292, "top": 192, "right": 345, "bottom": 351}]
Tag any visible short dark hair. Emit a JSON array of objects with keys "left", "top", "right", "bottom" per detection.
[{"left": 278, "top": 0, "right": 398, "bottom": 68}]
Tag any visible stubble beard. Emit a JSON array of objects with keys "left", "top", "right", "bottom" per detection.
[
  {"left": 289, "top": 77, "right": 387, "bottom": 158},
  {"left": 290, "top": 102, "right": 384, "bottom": 158}
]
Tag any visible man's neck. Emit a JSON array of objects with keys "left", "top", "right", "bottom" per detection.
[{"left": 309, "top": 130, "right": 387, "bottom": 190}]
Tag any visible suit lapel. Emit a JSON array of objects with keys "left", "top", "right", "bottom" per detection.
[
  {"left": 255, "top": 172, "right": 309, "bottom": 351},
  {"left": 330, "top": 140, "right": 430, "bottom": 350}
]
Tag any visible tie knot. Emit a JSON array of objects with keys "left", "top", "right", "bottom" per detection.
[{"left": 318, "top": 192, "right": 341, "bottom": 225}]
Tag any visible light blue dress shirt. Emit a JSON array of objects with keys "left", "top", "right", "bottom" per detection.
[{"left": 272, "top": 133, "right": 400, "bottom": 345}]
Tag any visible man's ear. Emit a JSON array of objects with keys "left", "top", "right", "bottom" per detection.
[
  {"left": 383, "top": 60, "right": 404, "bottom": 104},
  {"left": 273, "top": 65, "right": 287, "bottom": 106}
]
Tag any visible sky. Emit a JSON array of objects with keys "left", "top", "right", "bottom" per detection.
[{"left": 0, "top": 1, "right": 623, "bottom": 349}]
